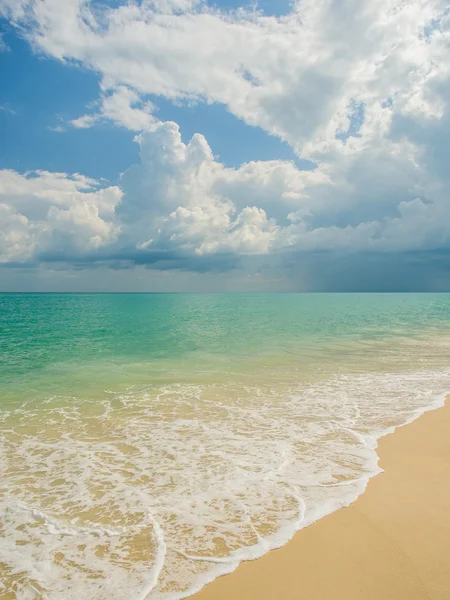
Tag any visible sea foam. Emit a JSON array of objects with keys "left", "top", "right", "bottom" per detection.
[{"left": 1, "top": 335, "right": 450, "bottom": 599}]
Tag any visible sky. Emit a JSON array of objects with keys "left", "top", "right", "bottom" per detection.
[{"left": 0, "top": 0, "right": 450, "bottom": 292}]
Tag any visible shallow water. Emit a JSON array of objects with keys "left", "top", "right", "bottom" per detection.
[{"left": 1, "top": 293, "right": 450, "bottom": 599}]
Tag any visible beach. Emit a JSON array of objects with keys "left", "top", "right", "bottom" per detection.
[
  {"left": 2, "top": 293, "right": 450, "bottom": 599},
  {"left": 194, "top": 398, "right": 450, "bottom": 600},
  {"left": 2, "top": 0, "right": 450, "bottom": 595}
]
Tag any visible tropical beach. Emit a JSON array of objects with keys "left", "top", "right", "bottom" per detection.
[
  {"left": 1, "top": 293, "right": 450, "bottom": 599},
  {"left": 2, "top": 0, "right": 450, "bottom": 598},
  {"left": 195, "top": 398, "right": 450, "bottom": 600}
]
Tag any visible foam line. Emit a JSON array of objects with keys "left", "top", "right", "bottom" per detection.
[
  {"left": 138, "top": 512, "right": 167, "bottom": 600},
  {"left": 1, "top": 355, "right": 450, "bottom": 600}
]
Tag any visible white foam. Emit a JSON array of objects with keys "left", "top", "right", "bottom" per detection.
[
  {"left": 135, "top": 512, "right": 167, "bottom": 600},
  {"left": 18, "top": 503, "right": 125, "bottom": 537},
  {"left": 1, "top": 333, "right": 450, "bottom": 599}
]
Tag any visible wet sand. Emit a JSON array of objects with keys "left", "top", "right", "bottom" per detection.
[{"left": 194, "top": 398, "right": 450, "bottom": 600}]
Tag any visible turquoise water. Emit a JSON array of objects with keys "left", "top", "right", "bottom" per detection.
[
  {"left": 2, "top": 293, "right": 450, "bottom": 400},
  {"left": 1, "top": 293, "right": 450, "bottom": 599}
]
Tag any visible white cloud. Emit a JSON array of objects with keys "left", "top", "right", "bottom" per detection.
[
  {"left": 0, "top": 203, "right": 39, "bottom": 262},
  {"left": 1, "top": 0, "right": 450, "bottom": 276},
  {"left": 0, "top": 104, "right": 16, "bottom": 114},
  {"left": 116, "top": 121, "right": 330, "bottom": 255},
  {"left": 0, "top": 32, "right": 10, "bottom": 52},
  {"left": 70, "top": 114, "right": 99, "bottom": 129},
  {"left": 48, "top": 125, "right": 66, "bottom": 133},
  {"left": 1, "top": 122, "right": 450, "bottom": 268},
  {"left": 2, "top": 0, "right": 448, "bottom": 155},
  {"left": 100, "top": 86, "right": 157, "bottom": 131},
  {"left": 70, "top": 86, "right": 158, "bottom": 131},
  {"left": 164, "top": 203, "right": 277, "bottom": 255},
  {"left": 0, "top": 170, "right": 121, "bottom": 262}
]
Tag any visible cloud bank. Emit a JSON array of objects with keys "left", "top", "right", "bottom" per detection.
[{"left": 0, "top": 0, "right": 450, "bottom": 288}]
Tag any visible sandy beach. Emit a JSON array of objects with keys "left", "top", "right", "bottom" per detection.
[
  {"left": 3, "top": 294, "right": 450, "bottom": 599},
  {"left": 194, "top": 398, "right": 450, "bottom": 600}
]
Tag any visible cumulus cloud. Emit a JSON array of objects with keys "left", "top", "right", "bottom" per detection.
[
  {"left": 116, "top": 121, "right": 330, "bottom": 256},
  {"left": 1, "top": 122, "right": 450, "bottom": 272},
  {"left": 0, "top": 170, "right": 121, "bottom": 263},
  {"left": 0, "top": 0, "right": 450, "bottom": 288}
]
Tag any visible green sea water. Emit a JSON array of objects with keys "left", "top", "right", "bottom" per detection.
[
  {"left": 1, "top": 293, "right": 450, "bottom": 599},
  {"left": 2, "top": 292, "right": 450, "bottom": 402}
]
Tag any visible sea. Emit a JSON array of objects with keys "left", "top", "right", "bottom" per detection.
[{"left": 1, "top": 293, "right": 450, "bottom": 599}]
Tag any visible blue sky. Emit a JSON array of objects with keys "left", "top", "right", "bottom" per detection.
[
  {"left": 0, "top": 24, "right": 136, "bottom": 181},
  {"left": 0, "top": 0, "right": 449, "bottom": 291},
  {"left": 0, "top": 15, "right": 303, "bottom": 183}
]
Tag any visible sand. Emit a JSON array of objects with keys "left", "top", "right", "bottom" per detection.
[{"left": 193, "top": 399, "right": 450, "bottom": 600}]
